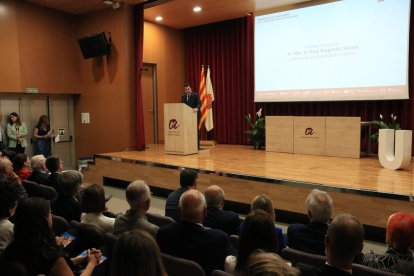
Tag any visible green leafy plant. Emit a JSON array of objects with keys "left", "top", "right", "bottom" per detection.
[
  {"left": 245, "top": 108, "right": 265, "bottom": 149},
  {"left": 371, "top": 113, "right": 401, "bottom": 143}
]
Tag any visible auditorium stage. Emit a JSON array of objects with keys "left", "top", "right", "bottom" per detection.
[{"left": 83, "top": 144, "right": 413, "bottom": 232}]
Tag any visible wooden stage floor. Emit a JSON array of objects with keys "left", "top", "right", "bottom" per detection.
[
  {"left": 96, "top": 144, "right": 413, "bottom": 197},
  {"left": 84, "top": 144, "right": 414, "bottom": 229}
]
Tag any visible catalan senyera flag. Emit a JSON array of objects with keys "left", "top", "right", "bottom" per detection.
[
  {"left": 205, "top": 67, "right": 214, "bottom": 131},
  {"left": 198, "top": 66, "right": 207, "bottom": 129}
]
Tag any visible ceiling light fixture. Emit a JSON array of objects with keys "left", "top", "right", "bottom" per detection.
[
  {"left": 103, "top": 0, "right": 114, "bottom": 5},
  {"left": 155, "top": 16, "right": 163, "bottom": 21},
  {"left": 193, "top": 6, "right": 202, "bottom": 13}
]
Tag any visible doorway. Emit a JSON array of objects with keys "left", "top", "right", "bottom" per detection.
[
  {"left": 0, "top": 94, "right": 75, "bottom": 170},
  {"left": 142, "top": 63, "right": 158, "bottom": 145}
]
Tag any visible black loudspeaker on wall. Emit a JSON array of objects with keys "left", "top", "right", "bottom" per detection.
[{"left": 78, "top": 32, "right": 111, "bottom": 59}]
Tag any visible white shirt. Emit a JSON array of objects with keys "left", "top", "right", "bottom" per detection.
[
  {"left": 0, "top": 219, "right": 14, "bottom": 254},
  {"left": 225, "top": 255, "right": 237, "bottom": 274},
  {"left": 80, "top": 213, "right": 115, "bottom": 233}
]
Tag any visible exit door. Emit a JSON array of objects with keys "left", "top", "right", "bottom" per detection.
[{"left": 49, "top": 96, "right": 75, "bottom": 170}]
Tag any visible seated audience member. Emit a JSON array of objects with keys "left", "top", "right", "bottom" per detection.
[
  {"left": 157, "top": 189, "right": 236, "bottom": 274},
  {"left": 51, "top": 170, "right": 82, "bottom": 222},
  {"left": 225, "top": 209, "right": 279, "bottom": 274},
  {"left": 111, "top": 230, "right": 166, "bottom": 276},
  {"left": 248, "top": 194, "right": 285, "bottom": 252},
  {"left": 28, "top": 155, "right": 49, "bottom": 185},
  {"left": 12, "top": 153, "right": 31, "bottom": 181},
  {"left": 243, "top": 250, "right": 300, "bottom": 276},
  {"left": 203, "top": 185, "right": 241, "bottom": 235},
  {"left": 2, "top": 149, "right": 16, "bottom": 162},
  {"left": 362, "top": 212, "right": 414, "bottom": 273},
  {"left": 114, "top": 180, "right": 159, "bottom": 237},
  {"left": 80, "top": 184, "right": 115, "bottom": 233},
  {"left": 288, "top": 189, "right": 333, "bottom": 255},
  {"left": 0, "top": 178, "right": 19, "bottom": 255},
  {"left": 45, "top": 155, "right": 63, "bottom": 188},
  {"left": 0, "top": 157, "right": 28, "bottom": 201},
  {"left": 1, "top": 197, "right": 101, "bottom": 275},
  {"left": 300, "top": 213, "right": 364, "bottom": 276},
  {"left": 165, "top": 168, "right": 197, "bottom": 222}
]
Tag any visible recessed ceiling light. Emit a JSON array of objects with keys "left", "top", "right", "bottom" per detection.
[
  {"left": 155, "top": 16, "right": 163, "bottom": 21},
  {"left": 193, "top": 6, "right": 202, "bottom": 13}
]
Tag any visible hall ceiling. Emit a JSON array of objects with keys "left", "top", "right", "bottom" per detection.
[{"left": 25, "top": 0, "right": 312, "bottom": 29}]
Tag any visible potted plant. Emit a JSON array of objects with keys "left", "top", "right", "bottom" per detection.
[
  {"left": 371, "top": 114, "right": 400, "bottom": 143},
  {"left": 245, "top": 108, "right": 265, "bottom": 149}
]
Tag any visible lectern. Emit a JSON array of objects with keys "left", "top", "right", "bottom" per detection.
[{"left": 164, "top": 103, "right": 198, "bottom": 155}]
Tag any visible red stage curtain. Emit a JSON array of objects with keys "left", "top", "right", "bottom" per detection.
[
  {"left": 184, "top": 16, "right": 413, "bottom": 154},
  {"left": 134, "top": 5, "right": 145, "bottom": 150},
  {"left": 184, "top": 16, "right": 255, "bottom": 144}
]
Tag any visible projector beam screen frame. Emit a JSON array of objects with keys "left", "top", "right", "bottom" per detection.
[{"left": 254, "top": 0, "right": 411, "bottom": 102}]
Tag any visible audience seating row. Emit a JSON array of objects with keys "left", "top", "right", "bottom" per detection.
[{"left": 281, "top": 248, "right": 400, "bottom": 276}]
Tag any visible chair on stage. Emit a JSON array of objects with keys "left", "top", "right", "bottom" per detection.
[
  {"left": 147, "top": 212, "right": 175, "bottom": 227},
  {"left": 161, "top": 253, "right": 206, "bottom": 276},
  {"left": 281, "top": 247, "right": 326, "bottom": 267}
]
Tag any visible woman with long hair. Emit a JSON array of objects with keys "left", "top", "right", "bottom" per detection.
[
  {"left": 1, "top": 197, "right": 100, "bottom": 275},
  {"left": 225, "top": 209, "right": 279, "bottom": 274},
  {"left": 7, "top": 112, "right": 28, "bottom": 154},
  {"left": 111, "top": 230, "right": 166, "bottom": 276},
  {"left": 34, "top": 115, "right": 53, "bottom": 157},
  {"left": 250, "top": 194, "right": 286, "bottom": 251}
]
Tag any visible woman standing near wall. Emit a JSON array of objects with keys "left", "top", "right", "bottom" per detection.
[
  {"left": 34, "top": 115, "right": 53, "bottom": 157},
  {"left": 6, "top": 112, "right": 28, "bottom": 154}
]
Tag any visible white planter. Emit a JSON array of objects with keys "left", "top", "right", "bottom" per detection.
[{"left": 378, "top": 129, "right": 412, "bottom": 170}]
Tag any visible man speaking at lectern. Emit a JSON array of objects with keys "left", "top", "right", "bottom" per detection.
[{"left": 181, "top": 83, "right": 201, "bottom": 149}]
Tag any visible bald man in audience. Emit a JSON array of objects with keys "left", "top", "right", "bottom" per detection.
[
  {"left": 157, "top": 189, "right": 236, "bottom": 275},
  {"left": 203, "top": 185, "right": 241, "bottom": 235},
  {"left": 114, "top": 180, "right": 159, "bottom": 237},
  {"left": 300, "top": 213, "right": 365, "bottom": 276},
  {"left": 288, "top": 189, "right": 333, "bottom": 255}
]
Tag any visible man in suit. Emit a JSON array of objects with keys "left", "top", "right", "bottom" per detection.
[
  {"left": 288, "top": 189, "right": 333, "bottom": 255},
  {"left": 28, "top": 155, "right": 50, "bottom": 185},
  {"left": 114, "top": 180, "right": 159, "bottom": 237},
  {"left": 203, "top": 185, "right": 241, "bottom": 235},
  {"left": 300, "top": 213, "right": 365, "bottom": 276},
  {"left": 181, "top": 83, "right": 201, "bottom": 149},
  {"left": 157, "top": 189, "right": 236, "bottom": 275},
  {"left": 45, "top": 155, "right": 63, "bottom": 189},
  {"left": 165, "top": 168, "right": 197, "bottom": 222}
]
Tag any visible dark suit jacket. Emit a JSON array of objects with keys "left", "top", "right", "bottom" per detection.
[
  {"left": 28, "top": 170, "right": 50, "bottom": 185},
  {"left": 203, "top": 207, "right": 241, "bottom": 235},
  {"left": 299, "top": 263, "right": 352, "bottom": 276},
  {"left": 156, "top": 221, "right": 236, "bottom": 275},
  {"left": 51, "top": 196, "right": 81, "bottom": 223},
  {"left": 287, "top": 221, "right": 328, "bottom": 255},
  {"left": 165, "top": 187, "right": 189, "bottom": 222},
  {"left": 46, "top": 172, "right": 60, "bottom": 189},
  {"left": 181, "top": 93, "right": 201, "bottom": 110}
]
